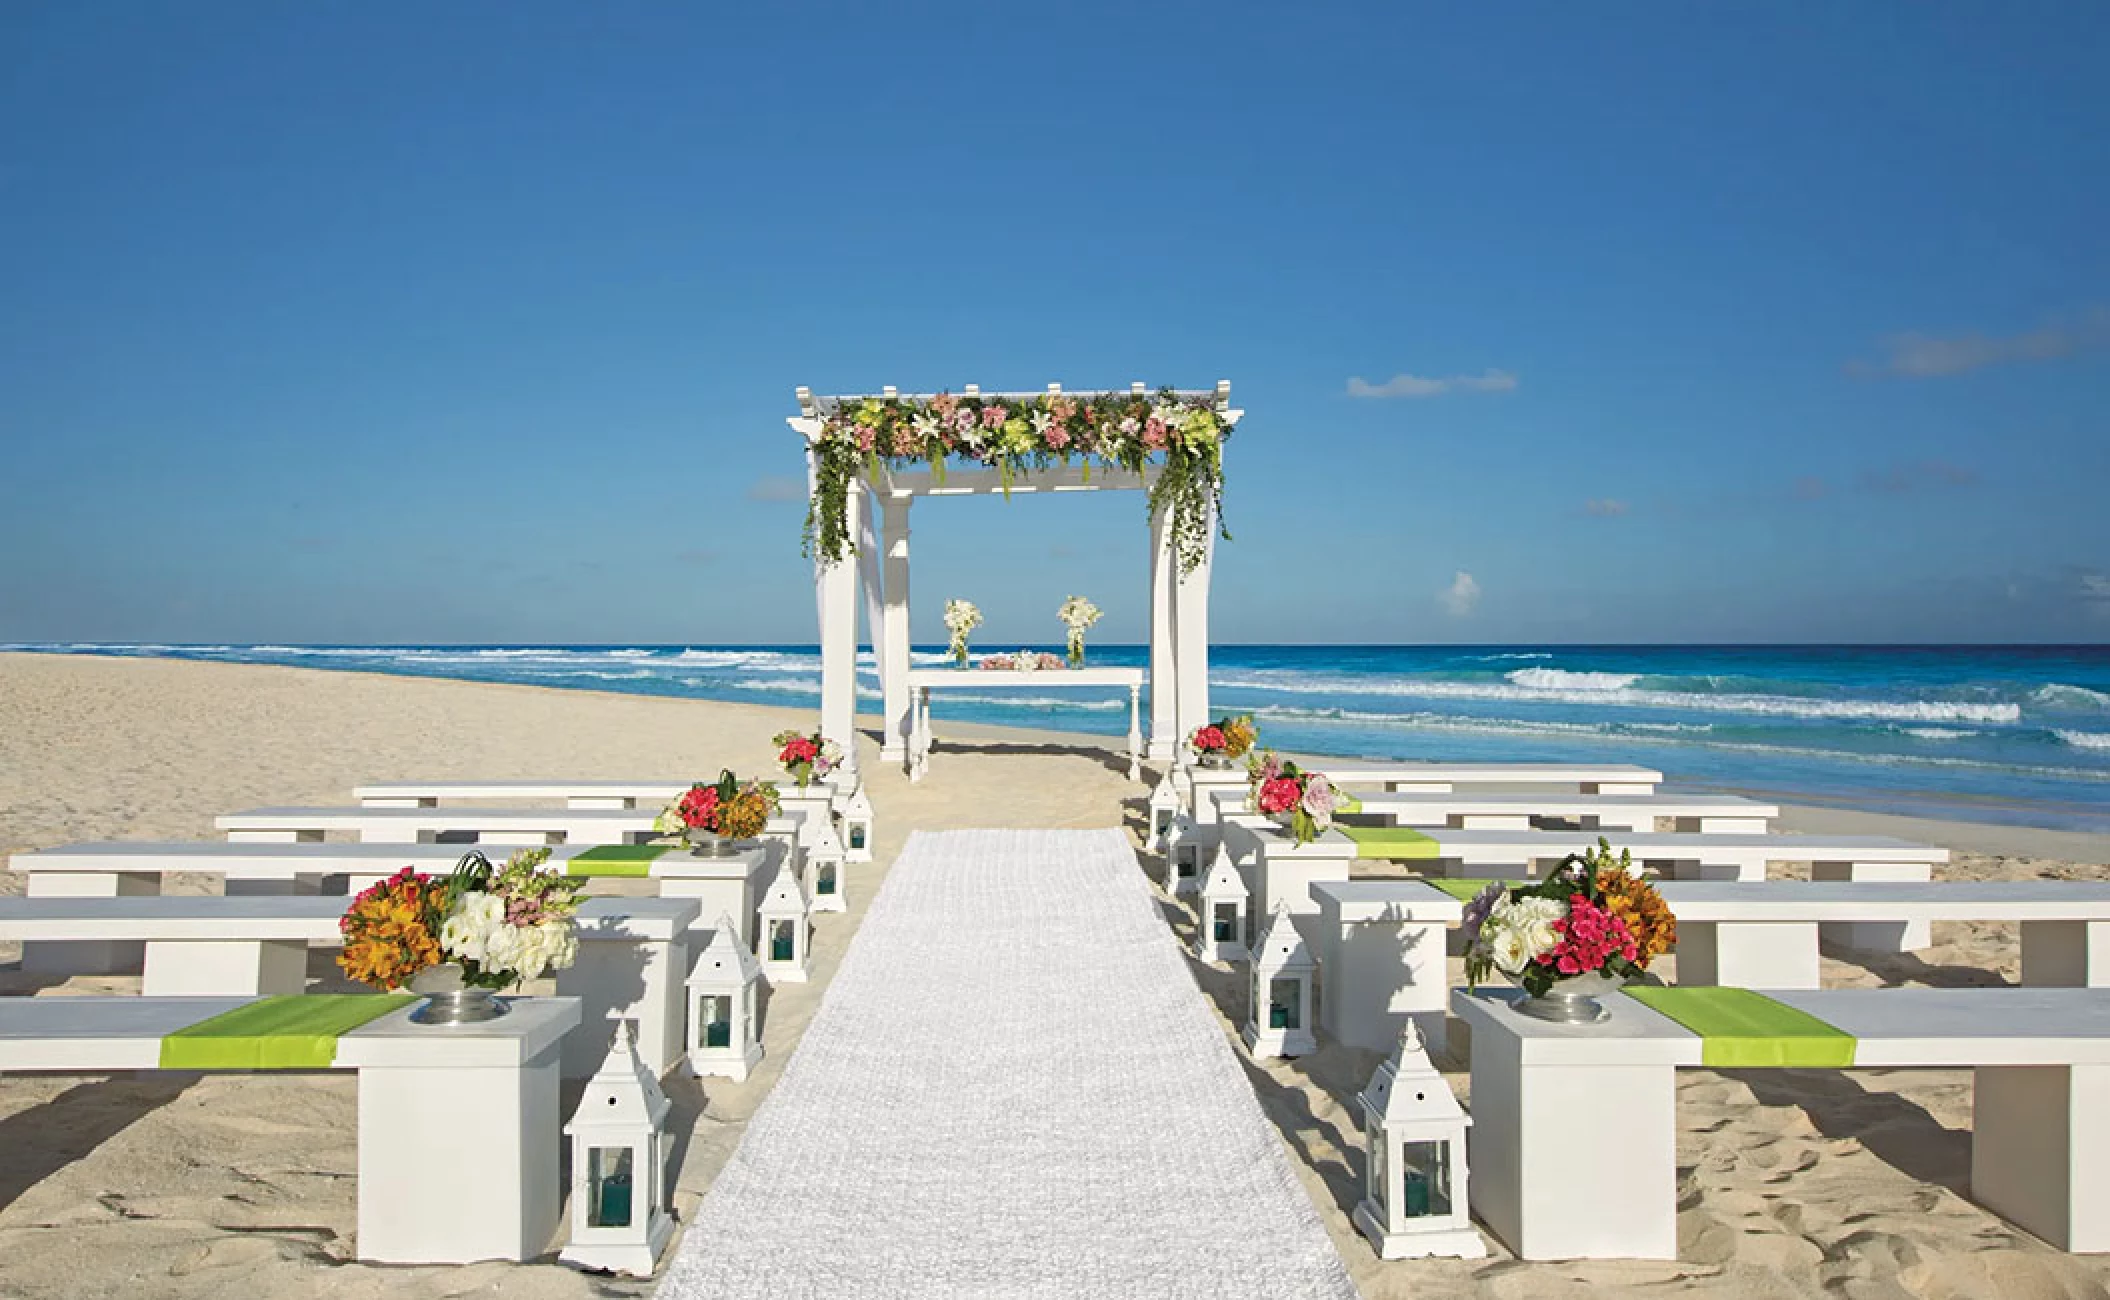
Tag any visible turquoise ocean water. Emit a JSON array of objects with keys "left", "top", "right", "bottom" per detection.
[{"left": 9, "top": 643, "right": 2108, "bottom": 832}]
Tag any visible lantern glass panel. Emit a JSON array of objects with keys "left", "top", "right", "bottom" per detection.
[
  {"left": 1366, "top": 1113, "right": 1386, "bottom": 1207},
  {"left": 586, "top": 1145, "right": 636, "bottom": 1228},
  {"left": 771, "top": 920, "right": 795, "bottom": 962},
  {"left": 1212, "top": 903, "right": 1237, "bottom": 941},
  {"left": 818, "top": 865, "right": 837, "bottom": 896},
  {"left": 849, "top": 823, "right": 867, "bottom": 851},
  {"left": 1269, "top": 977, "right": 1301, "bottom": 1030},
  {"left": 701, "top": 994, "right": 730, "bottom": 1049},
  {"left": 1399, "top": 1139, "right": 1452, "bottom": 1217}
]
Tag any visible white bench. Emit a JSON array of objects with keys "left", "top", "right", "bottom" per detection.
[
  {"left": 8, "top": 841, "right": 782, "bottom": 981},
  {"left": 1350, "top": 790, "right": 1777, "bottom": 834},
  {"left": 1455, "top": 987, "right": 2110, "bottom": 1258},
  {"left": 218, "top": 803, "right": 844, "bottom": 914},
  {"left": 1310, "top": 879, "right": 2110, "bottom": 1057},
  {"left": 1310, "top": 880, "right": 1463, "bottom": 1054},
  {"left": 0, "top": 895, "right": 696, "bottom": 1077},
  {"left": 1168, "top": 764, "right": 1664, "bottom": 882},
  {"left": 216, "top": 804, "right": 812, "bottom": 851},
  {"left": 0, "top": 994, "right": 578, "bottom": 1264},
  {"left": 353, "top": 777, "right": 877, "bottom": 862},
  {"left": 1659, "top": 880, "right": 2110, "bottom": 988}
]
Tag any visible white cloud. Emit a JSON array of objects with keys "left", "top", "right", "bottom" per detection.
[
  {"left": 1439, "top": 571, "right": 1481, "bottom": 617},
  {"left": 1851, "top": 309, "right": 2109, "bottom": 378},
  {"left": 1347, "top": 369, "right": 1519, "bottom": 399},
  {"left": 1584, "top": 498, "right": 1629, "bottom": 517},
  {"left": 2082, "top": 572, "right": 2110, "bottom": 617}
]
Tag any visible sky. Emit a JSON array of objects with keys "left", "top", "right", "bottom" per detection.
[{"left": 1, "top": 2, "right": 2106, "bottom": 648}]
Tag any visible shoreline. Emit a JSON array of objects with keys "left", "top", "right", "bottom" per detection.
[{"left": 6, "top": 650, "right": 2101, "bottom": 863}]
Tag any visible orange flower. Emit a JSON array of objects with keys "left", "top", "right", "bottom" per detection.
[{"left": 1594, "top": 867, "right": 1676, "bottom": 964}]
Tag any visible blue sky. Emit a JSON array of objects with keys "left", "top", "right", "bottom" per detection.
[{"left": 2, "top": 2, "right": 2105, "bottom": 647}]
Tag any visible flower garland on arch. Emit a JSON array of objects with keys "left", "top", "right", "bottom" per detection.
[{"left": 803, "top": 388, "right": 1231, "bottom": 574}]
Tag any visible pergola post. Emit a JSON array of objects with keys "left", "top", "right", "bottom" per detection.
[
  {"left": 1173, "top": 507, "right": 1215, "bottom": 750},
  {"left": 818, "top": 483, "right": 862, "bottom": 753},
  {"left": 1148, "top": 507, "right": 1179, "bottom": 761},
  {"left": 879, "top": 495, "right": 914, "bottom": 763}
]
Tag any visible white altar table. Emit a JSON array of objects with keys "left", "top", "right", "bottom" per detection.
[{"left": 905, "top": 666, "right": 1145, "bottom": 782}]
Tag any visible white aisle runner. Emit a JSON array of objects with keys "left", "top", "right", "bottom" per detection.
[{"left": 656, "top": 828, "right": 1359, "bottom": 1300}]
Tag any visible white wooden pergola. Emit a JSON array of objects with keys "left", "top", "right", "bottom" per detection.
[{"left": 788, "top": 382, "right": 1243, "bottom": 775}]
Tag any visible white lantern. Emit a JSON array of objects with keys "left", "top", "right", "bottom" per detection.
[
  {"left": 755, "top": 862, "right": 811, "bottom": 984},
  {"left": 804, "top": 832, "right": 847, "bottom": 915},
  {"left": 1164, "top": 812, "right": 1200, "bottom": 895},
  {"left": 1242, "top": 902, "right": 1316, "bottom": 1058},
  {"left": 1354, "top": 1021, "right": 1485, "bottom": 1259},
  {"left": 1194, "top": 846, "right": 1249, "bottom": 966},
  {"left": 685, "top": 911, "right": 763, "bottom": 1081},
  {"left": 838, "top": 783, "right": 876, "bottom": 863},
  {"left": 1148, "top": 770, "right": 1183, "bottom": 849},
  {"left": 560, "top": 1020, "right": 674, "bottom": 1277}
]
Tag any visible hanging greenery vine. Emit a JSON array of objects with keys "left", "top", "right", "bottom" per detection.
[{"left": 801, "top": 388, "right": 1232, "bottom": 573}]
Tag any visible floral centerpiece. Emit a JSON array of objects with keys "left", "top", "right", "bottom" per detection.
[
  {"left": 1188, "top": 713, "right": 1257, "bottom": 768},
  {"left": 1245, "top": 750, "right": 1353, "bottom": 846},
  {"left": 654, "top": 769, "right": 782, "bottom": 855},
  {"left": 804, "top": 389, "right": 1232, "bottom": 576},
  {"left": 944, "top": 598, "right": 983, "bottom": 667},
  {"left": 980, "top": 650, "right": 1065, "bottom": 672},
  {"left": 1461, "top": 838, "right": 1677, "bottom": 1023},
  {"left": 771, "top": 729, "right": 843, "bottom": 788},
  {"left": 1057, "top": 595, "right": 1101, "bottom": 667},
  {"left": 338, "top": 848, "right": 584, "bottom": 1019}
]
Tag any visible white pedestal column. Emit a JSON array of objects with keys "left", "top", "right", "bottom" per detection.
[
  {"left": 1147, "top": 510, "right": 1178, "bottom": 761},
  {"left": 879, "top": 497, "right": 913, "bottom": 763},
  {"left": 1172, "top": 513, "right": 1214, "bottom": 747},
  {"left": 817, "top": 486, "right": 863, "bottom": 755}
]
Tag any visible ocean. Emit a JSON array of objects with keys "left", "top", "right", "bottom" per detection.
[{"left": 8, "top": 642, "right": 2109, "bottom": 832}]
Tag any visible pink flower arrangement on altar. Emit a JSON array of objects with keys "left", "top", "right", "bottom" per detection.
[
  {"left": 1244, "top": 749, "right": 1354, "bottom": 846},
  {"left": 979, "top": 650, "right": 1065, "bottom": 672}
]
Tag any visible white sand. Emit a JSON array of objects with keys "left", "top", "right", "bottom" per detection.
[{"left": 2, "top": 651, "right": 2108, "bottom": 1299}]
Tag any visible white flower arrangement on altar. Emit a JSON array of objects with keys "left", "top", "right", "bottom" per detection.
[
  {"left": 1057, "top": 595, "right": 1102, "bottom": 667},
  {"left": 944, "top": 598, "right": 983, "bottom": 667}
]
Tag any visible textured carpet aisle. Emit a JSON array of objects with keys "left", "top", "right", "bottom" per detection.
[{"left": 655, "top": 827, "right": 1359, "bottom": 1300}]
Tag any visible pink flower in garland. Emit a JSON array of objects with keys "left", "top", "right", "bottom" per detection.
[
  {"left": 931, "top": 392, "right": 959, "bottom": 417},
  {"left": 1044, "top": 422, "right": 1071, "bottom": 450},
  {"left": 888, "top": 424, "right": 918, "bottom": 457},
  {"left": 1142, "top": 417, "right": 1169, "bottom": 450},
  {"left": 980, "top": 404, "right": 1008, "bottom": 429},
  {"left": 855, "top": 425, "right": 877, "bottom": 452}
]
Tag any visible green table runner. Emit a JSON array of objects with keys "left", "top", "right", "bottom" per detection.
[
  {"left": 1339, "top": 825, "right": 1440, "bottom": 861},
  {"left": 160, "top": 994, "right": 415, "bottom": 1070},
  {"left": 1424, "top": 877, "right": 1500, "bottom": 902},
  {"left": 565, "top": 844, "right": 677, "bottom": 878},
  {"left": 1623, "top": 987, "right": 1856, "bottom": 1068}
]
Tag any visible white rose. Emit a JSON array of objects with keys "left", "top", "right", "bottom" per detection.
[
  {"left": 440, "top": 892, "right": 505, "bottom": 964},
  {"left": 1486, "top": 926, "right": 1530, "bottom": 975}
]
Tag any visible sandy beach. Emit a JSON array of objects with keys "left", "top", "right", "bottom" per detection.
[{"left": 3, "top": 650, "right": 2109, "bottom": 1300}]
